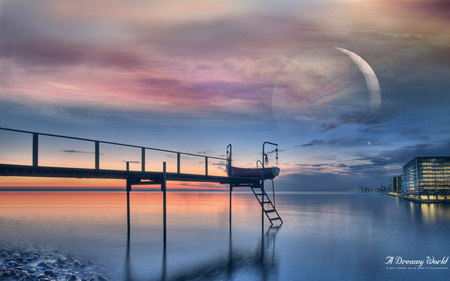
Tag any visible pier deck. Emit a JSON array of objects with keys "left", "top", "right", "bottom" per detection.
[{"left": 0, "top": 163, "right": 258, "bottom": 185}]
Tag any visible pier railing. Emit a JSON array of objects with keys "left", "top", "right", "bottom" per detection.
[{"left": 0, "top": 127, "right": 228, "bottom": 176}]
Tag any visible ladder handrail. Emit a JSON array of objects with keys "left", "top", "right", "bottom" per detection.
[{"left": 250, "top": 184, "right": 283, "bottom": 226}]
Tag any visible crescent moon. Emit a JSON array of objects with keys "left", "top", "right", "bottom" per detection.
[{"left": 334, "top": 47, "right": 381, "bottom": 115}]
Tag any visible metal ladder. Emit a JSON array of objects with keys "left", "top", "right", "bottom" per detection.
[{"left": 251, "top": 182, "right": 283, "bottom": 227}]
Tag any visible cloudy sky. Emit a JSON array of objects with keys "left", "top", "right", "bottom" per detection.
[{"left": 0, "top": 0, "right": 449, "bottom": 190}]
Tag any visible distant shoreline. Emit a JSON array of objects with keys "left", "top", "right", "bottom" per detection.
[{"left": 0, "top": 189, "right": 364, "bottom": 194}]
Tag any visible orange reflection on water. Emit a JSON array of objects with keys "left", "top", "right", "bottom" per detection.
[
  {"left": 0, "top": 177, "right": 123, "bottom": 188},
  {"left": 0, "top": 192, "right": 253, "bottom": 230},
  {"left": 0, "top": 177, "right": 228, "bottom": 191},
  {"left": 0, "top": 192, "right": 130, "bottom": 227}
]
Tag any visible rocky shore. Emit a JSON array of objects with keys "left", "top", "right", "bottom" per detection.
[{"left": 0, "top": 246, "right": 108, "bottom": 281}]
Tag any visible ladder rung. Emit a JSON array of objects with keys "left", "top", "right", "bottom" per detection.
[
  {"left": 254, "top": 193, "right": 266, "bottom": 196},
  {"left": 265, "top": 209, "right": 275, "bottom": 213},
  {"left": 270, "top": 217, "right": 281, "bottom": 221}
]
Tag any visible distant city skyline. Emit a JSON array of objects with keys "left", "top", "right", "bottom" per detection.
[{"left": 1, "top": 0, "right": 449, "bottom": 190}]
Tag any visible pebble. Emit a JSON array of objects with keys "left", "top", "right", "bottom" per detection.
[
  {"left": 0, "top": 246, "right": 107, "bottom": 281},
  {"left": 67, "top": 274, "right": 79, "bottom": 281}
]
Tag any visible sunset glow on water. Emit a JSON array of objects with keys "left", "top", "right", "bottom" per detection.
[{"left": 1, "top": 191, "right": 449, "bottom": 280}]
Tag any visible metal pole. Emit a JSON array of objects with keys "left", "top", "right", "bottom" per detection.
[
  {"left": 162, "top": 162, "right": 167, "bottom": 248},
  {"left": 126, "top": 179, "right": 131, "bottom": 238},
  {"left": 95, "top": 141, "right": 100, "bottom": 170},
  {"left": 141, "top": 147, "right": 145, "bottom": 172},
  {"left": 261, "top": 182, "right": 264, "bottom": 235},
  {"left": 32, "top": 133, "right": 38, "bottom": 167},
  {"left": 205, "top": 156, "right": 208, "bottom": 176},
  {"left": 162, "top": 162, "right": 167, "bottom": 281},
  {"left": 226, "top": 144, "right": 232, "bottom": 177},
  {"left": 177, "top": 153, "right": 180, "bottom": 174},
  {"left": 126, "top": 161, "right": 130, "bottom": 171},
  {"left": 228, "top": 183, "right": 232, "bottom": 278},
  {"left": 229, "top": 184, "right": 232, "bottom": 228},
  {"left": 261, "top": 145, "right": 266, "bottom": 231}
]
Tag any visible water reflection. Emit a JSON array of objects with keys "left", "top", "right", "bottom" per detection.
[
  {"left": 404, "top": 200, "right": 450, "bottom": 224},
  {"left": 124, "top": 190, "right": 280, "bottom": 281},
  {"left": 2, "top": 192, "right": 449, "bottom": 281}
]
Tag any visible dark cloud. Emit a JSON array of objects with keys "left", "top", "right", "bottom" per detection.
[
  {"left": 298, "top": 136, "right": 382, "bottom": 149},
  {"left": 340, "top": 141, "right": 450, "bottom": 179},
  {"left": 297, "top": 163, "right": 332, "bottom": 168},
  {"left": 282, "top": 140, "right": 450, "bottom": 190},
  {"left": 277, "top": 173, "right": 377, "bottom": 191},
  {"left": 121, "top": 160, "right": 140, "bottom": 163},
  {"left": 62, "top": 149, "right": 94, "bottom": 154},
  {"left": 321, "top": 122, "right": 338, "bottom": 131},
  {"left": 406, "top": 0, "right": 450, "bottom": 19},
  {"left": 0, "top": 1, "right": 143, "bottom": 69},
  {"left": 298, "top": 139, "right": 325, "bottom": 147},
  {"left": 1, "top": 39, "right": 143, "bottom": 69},
  {"left": 355, "top": 141, "right": 450, "bottom": 168}
]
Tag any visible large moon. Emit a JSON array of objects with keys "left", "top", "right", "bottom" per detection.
[
  {"left": 334, "top": 47, "right": 381, "bottom": 114},
  {"left": 272, "top": 47, "right": 381, "bottom": 133}
]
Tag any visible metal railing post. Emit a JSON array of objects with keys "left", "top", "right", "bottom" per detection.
[
  {"left": 95, "top": 141, "right": 100, "bottom": 170},
  {"left": 177, "top": 153, "right": 180, "bottom": 174},
  {"left": 32, "top": 133, "right": 38, "bottom": 167},
  {"left": 141, "top": 147, "right": 145, "bottom": 172},
  {"left": 205, "top": 156, "right": 208, "bottom": 176}
]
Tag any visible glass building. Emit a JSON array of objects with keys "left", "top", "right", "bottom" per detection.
[
  {"left": 402, "top": 157, "right": 450, "bottom": 200},
  {"left": 392, "top": 175, "right": 402, "bottom": 194}
]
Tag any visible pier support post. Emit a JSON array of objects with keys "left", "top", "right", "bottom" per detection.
[
  {"left": 126, "top": 179, "right": 131, "bottom": 238},
  {"left": 229, "top": 184, "right": 232, "bottom": 228},
  {"left": 228, "top": 183, "right": 233, "bottom": 278},
  {"left": 162, "top": 162, "right": 167, "bottom": 248},
  {"left": 161, "top": 162, "right": 167, "bottom": 281}
]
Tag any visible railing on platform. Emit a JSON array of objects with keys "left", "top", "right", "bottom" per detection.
[{"left": 0, "top": 127, "right": 227, "bottom": 176}]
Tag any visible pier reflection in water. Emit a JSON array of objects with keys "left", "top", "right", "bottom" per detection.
[
  {"left": 124, "top": 190, "right": 280, "bottom": 281},
  {"left": 1, "top": 192, "right": 449, "bottom": 281}
]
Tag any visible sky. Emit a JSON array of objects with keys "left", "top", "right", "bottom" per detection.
[{"left": 0, "top": 0, "right": 449, "bottom": 191}]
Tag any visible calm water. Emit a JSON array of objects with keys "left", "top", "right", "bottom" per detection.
[{"left": 0, "top": 191, "right": 449, "bottom": 281}]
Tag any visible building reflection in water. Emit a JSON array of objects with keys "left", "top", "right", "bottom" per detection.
[
  {"left": 405, "top": 200, "right": 450, "bottom": 224},
  {"left": 124, "top": 191, "right": 280, "bottom": 281}
]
